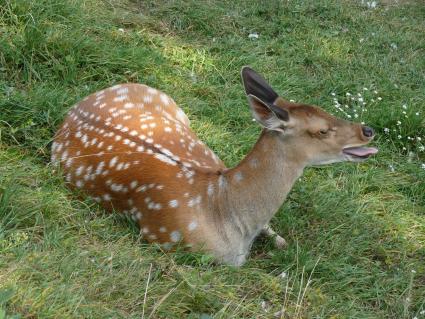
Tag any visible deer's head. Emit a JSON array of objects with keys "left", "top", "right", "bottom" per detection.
[{"left": 242, "top": 67, "right": 378, "bottom": 165}]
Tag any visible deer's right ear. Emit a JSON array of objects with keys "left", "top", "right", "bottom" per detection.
[{"left": 241, "top": 66, "right": 278, "bottom": 105}]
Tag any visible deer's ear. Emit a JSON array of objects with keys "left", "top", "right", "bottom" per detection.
[
  {"left": 241, "top": 66, "right": 278, "bottom": 105},
  {"left": 248, "top": 95, "right": 289, "bottom": 132}
]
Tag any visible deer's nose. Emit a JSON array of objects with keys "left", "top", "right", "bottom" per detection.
[{"left": 362, "top": 126, "right": 374, "bottom": 138}]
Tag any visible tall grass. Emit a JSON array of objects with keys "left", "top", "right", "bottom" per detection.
[{"left": 0, "top": 0, "right": 424, "bottom": 317}]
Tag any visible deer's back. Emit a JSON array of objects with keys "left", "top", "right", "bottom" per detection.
[{"left": 51, "top": 83, "right": 226, "bottom": 248}]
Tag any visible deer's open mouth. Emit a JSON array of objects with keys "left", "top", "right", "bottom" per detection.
[{"left": 343, "top": 146, "right": 378, "bottom": 160}]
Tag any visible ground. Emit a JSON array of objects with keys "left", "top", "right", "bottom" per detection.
[{"left": 0, "top": 0, "right": 424, "bottom": 318}]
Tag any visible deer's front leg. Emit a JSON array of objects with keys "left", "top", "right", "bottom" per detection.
[{"left": 262, "top": 224, "right": 287, "bottom": 249}]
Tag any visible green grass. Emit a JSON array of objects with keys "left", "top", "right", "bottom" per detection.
[{"left": 0, "top": 0, "right": 424, "bottom": 317}]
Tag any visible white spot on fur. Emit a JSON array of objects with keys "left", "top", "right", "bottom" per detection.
[
  {"left": 169, "top": 200, "right": 179, "bottom": 208},
  {"left": 109, "top": 156, "right": 118, "bottom": 167},
  {"left": 188, "top": 221, "right": 198, "bottom": 232},
  {"left": 154, "top": 153, "right": 177, "bottom": 166},
  {"left": 234, "top": 172, "right": 243, "bottom": 183},
  {"left": 170, "top": 231, "right": 181, "bottom": 243}
]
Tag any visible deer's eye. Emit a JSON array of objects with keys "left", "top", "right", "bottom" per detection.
[{"left": 319, "top": 129, "right": 329, "bottom": 135}]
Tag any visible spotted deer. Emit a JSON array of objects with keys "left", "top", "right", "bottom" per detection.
[{"left": 51, "top": 67, "right": 378, "bottom": 266}]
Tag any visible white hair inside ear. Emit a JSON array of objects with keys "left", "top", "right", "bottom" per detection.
[{"left": 248, "top": 95, "right": 288, "bottom": 132}]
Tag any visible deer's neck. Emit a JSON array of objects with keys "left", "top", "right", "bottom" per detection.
[{"left": 219, "top": 130, "right": 307, "bottom": 239}]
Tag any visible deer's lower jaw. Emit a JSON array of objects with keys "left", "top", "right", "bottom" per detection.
[{"left": 342, "top": 146, "right": 378, "bottom": 160}]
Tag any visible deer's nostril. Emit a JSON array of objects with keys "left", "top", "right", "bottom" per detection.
[{"left": 362, "top": 126, "right": 374, "bottom": 138}]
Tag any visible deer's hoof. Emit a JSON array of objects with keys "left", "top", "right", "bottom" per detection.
[{"left": 274, "top": 235, "right": 288, "bottom": 249}]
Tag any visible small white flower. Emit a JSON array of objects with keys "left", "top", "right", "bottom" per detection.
[
  {"left": 248, "top": 32, "right": 259, "bottom": 39},
  {"left": 354, "top": 114, "right": 359, "bottom": 118},
  {"left": 118, "top": 28, "right": 125, "bottom": 33},
  {"left": 407, "top": 136, "right": 411, "bottom": 140},
  {"left": 419, "top": 146, "right": 425, "bottom": 152},
  {"left": 403, "top": 147, "right": 407, "bottom": 150},
  {"left": 402, "top": 104, "right": 407, "bottom": 109},
  {"left": 331, "top": 92, "right": 336, "bottom": 96},
  {"left": 347, "top": 114, "right": 352, "bottom": 118},
  {"left": 363, "top": 87, "right": 368, "bottom": 91},
  {"left": 357, "top": 93, "right": 362, "bottom": 97},
  {"left": 359, "top": 97, "right": 364, "bottom": 102},
  {"left": 374, "top": 90, "right": 378, "bottom": 94},
  {"left": 371, "top": 98, "right": 375, "bottom": 102},
  {"left": 416, "top": 112, "right": 420, "bottom": 116},
  {"left": 289, "top": 99, "right": 295, "bottom": 102},
  {"left": 377, "top": 97, "right": 382, "bottom": 101},
  {"left": 417, "top": 137, "right": 422, "bottom": 141},
  {"left": 389, "top": 165, "right": 395, "bottom": 172},
  {"left": 390, "top": 43, "right": 398, "bottom": 50},
  {"left": 366, "top": 1, "right": 377, "bottom": 9},
  {"left": 397, "top": 135, "right": 402, "bottom": 139},
  {"left": 346, "top": 92, "right": 351, "bottom": 96},
  {"left": 402, "top": 111, "right": 407, "bottom": 115},
  {"left": 422, "top": 163, "right": 425, "bottom": 170},
  {"left": 397, "top": 121, "right": 402, "bottom": 125},
  {"left": 384, "top": 128, "right": 390, "bottom": 133},
  {"left": 280, "top": 271, "right": 287, "bottom": 279},
  {"left": 411, "top": 269, "right": 417, "bottom": 273},
  {"left": 420, "top": 309, "right": 425, "bottom": 315}
]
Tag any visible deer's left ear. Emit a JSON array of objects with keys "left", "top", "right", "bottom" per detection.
[
  {"left": 242, "top": 66, "right": 289, "bottom": 131},
  {"left": 241, "top": 66, "right": 278, "bottom": 105}
]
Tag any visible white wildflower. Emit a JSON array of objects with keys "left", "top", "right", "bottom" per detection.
[
  {"left": 389, "top": 165, "right": 395, "bottom": 172},
  {"left": 419, "top": 146, "right": 425, "bottom": 152},
  {"left": 397, "top": 135, "right": 402, "bottom": 139},
  {"left": 346, "top": 92, "right": 351, "bottom": 96},
  {"left": 422, "top": 164, "right": 425, "bottom": 170},
  {"left": 417, "top": 137, "right": 422, "bottom": 141},
  {"left": 248, "top": 32, "right": 259, "bottom": 39},
  {"left": 416, "top": 112, "right": 420, "bottom": 116},
  {"left": 397, "top": 121, "right": 401, "bottom": 125},
  {"left": 402, "top": 104, "right": 407, "bottom": 109},
  {"left": 377, "top": 97, "right": 382, "bottom": 101},
  {"left": 384, "top": 128, "right": 390, "bottom": 133},
  {"left": 366, "top": 1, "right": 377, "bottom": 9}
]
